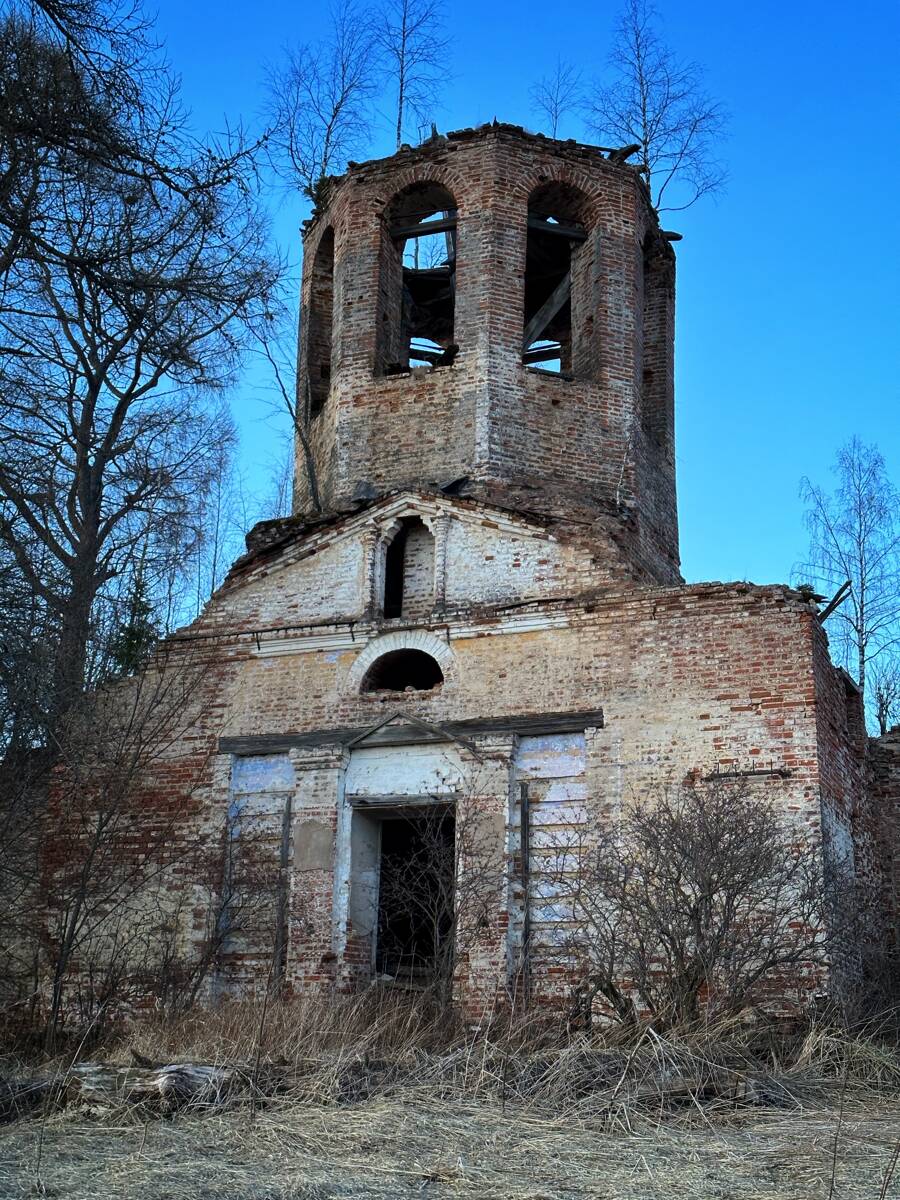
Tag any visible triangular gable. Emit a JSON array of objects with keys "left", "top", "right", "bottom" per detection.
[
  {"left": 346, "top": 709, "right": 480, "bottom": 757},
  {"left": 224, "top": 490, "right": 558, "bottom": 592}
]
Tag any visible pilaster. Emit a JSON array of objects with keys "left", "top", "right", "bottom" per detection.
[{"left": 287, "top": 744, "right": 349, "bottom": 992}]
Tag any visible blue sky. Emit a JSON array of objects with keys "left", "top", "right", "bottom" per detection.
[{"left": 156, "top": 0, "right": 899, "bottom": 589}]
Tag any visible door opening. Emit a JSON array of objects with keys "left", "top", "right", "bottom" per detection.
[{"left": 375, "top": 805, "right": 455, "bottom": 985}]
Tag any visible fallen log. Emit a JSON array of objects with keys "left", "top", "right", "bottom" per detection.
[
  {"left": 64, "top": 1061, "right": 237, "bottom": 1114},
  {"left": 2, "top": 1058, "right": 293, "bottom": 1122}
]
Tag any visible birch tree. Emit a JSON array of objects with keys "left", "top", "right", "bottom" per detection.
[
  {"left": 799, "top": 437, "right": 900, "bottom": 712},
  {"left": 375, "top": 0, "right": 449, "bottom": 150},
  {"left": 583, "top": 0, "right": 727, "bottom": 211}
]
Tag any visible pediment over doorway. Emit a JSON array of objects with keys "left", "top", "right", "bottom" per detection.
[
  {"left": 345, "top": 717, "right": 467, "bottom": 804},
  {"left": 347, "top": 709, "right": 477, "bottom": 753},
  {"left": 218, "top": 709, "right": 604, "bottom": 757}
]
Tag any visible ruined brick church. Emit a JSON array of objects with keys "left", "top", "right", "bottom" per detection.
[{"left": 150, "top": 123, "right": 893, "bottom": 1008}]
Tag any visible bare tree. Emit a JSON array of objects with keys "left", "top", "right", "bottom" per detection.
[
  {"left": 0, "top": 9, "right": 278, "bottom": 796},
  {"left": 799, "top": 437, "right": 900, "bottom": 714},
  {"left": 262, "top": 445, "right": 295, "bottom": 522},
  {"left": 870, "top": 655, "right": 900, "bottom": 736},
  {"left": 551, "top": 780, "right": 836, "bottom": 1031},
  {"left": 0, "top": 44, "right": 279, "bottom": 731},
  {"left": 375, "top": 0, "right": 449, "bottom": 150},
  {"left": 583, "top": 0, "right": 727, "bottom": 211},
  {"left": 186, "top": 449, "right": 258, "bottom": 620},
  {"left": 267, "top": 1, "right": 378, "bottom": 204},
  {"left": 1, "top": 636, "right": 295, "bottom": 1041},
  {"left": 0, "top": 648, "right": 200, "bottom": 1044},
  {"left": 529, "top": 58, "right": 583, "bottom": 139},
  {"left": 1, "top": 5, "right": 263, "bottom": 317},
  {"left": 0, "top": 1, "right": 287, "bottom": 1044},
  {"left": 252, "top": 310, "right": 322, "bottom": 515}
]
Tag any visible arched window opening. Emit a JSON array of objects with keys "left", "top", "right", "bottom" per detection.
[
  {"left": 377, "top": 183, "right": 458, "bottom": 376},
  {"left": 361, "top": 649, "right": 444, "bottom": 692},
  {"left": 307, "top": 227, "right": 335, "bottom": 416},
  {"left": 383, "top": 518, "right": 435, "bottom": 619},
  {"left": 523, "top": 183, "right": 591, "bottom": 378}
]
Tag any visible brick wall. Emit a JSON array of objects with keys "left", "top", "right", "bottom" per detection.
[
  {"left": 870, "top": 730, "right": 900, "bottom": 946},
  {"left": 93, "top": 560, "right": 865, "bottom": 1010},
  {"left": 293, "top": 125, "right": 680, "bottom": 587}
]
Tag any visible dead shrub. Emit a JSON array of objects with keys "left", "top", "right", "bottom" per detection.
[{"left": 549, "top": 778, "right": 867, "bottom": 1030}]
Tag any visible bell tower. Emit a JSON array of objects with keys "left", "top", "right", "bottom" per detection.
[{"left": 293, "top": 123, "right": 680, "bottom": 585}]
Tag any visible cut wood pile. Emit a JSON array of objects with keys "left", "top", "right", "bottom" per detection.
[
  {"left": 1, "top": 1055, "right": 292, "bottom": 1124},
  {"left": 0, "top": 1050, "right": 796, "bottom": 1126}
]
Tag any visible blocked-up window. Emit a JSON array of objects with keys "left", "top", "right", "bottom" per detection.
[
  {"left": 523, "top": 183, "right": 592, "bottom": 378},
  {"left": 221, "top": 754, "right": 296, "bottom": 990},
  {"left": 383, "top": 517, "right": 435, "bottom": 619},
  {"left": 307, "top": 227, "right": 335, "bottom": 416},
  {"left": 376, "top": 183, "right": 458, "bottom": 376}
]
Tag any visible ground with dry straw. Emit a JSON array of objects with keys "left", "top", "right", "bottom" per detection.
[
  {"left": 4, "top": 1095, "right": 900, "bottom": 1198},
  {"left": 2, "top": 995, "right": 900, "bottom": 1198}
]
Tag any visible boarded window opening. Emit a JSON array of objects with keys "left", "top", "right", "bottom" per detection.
[
  {"left": 361, "top": 649, "right": 444, "bottom": 692},
  {"left": 382, "top": 518, "right": 435, "bottom": 619},
  {"left": 377, "top": 183, "right": 458, "bottom": 375},
  {"left": 307, "top": 227, "right": 335, "bottom": 416},
  {"left": 523, "top": 184, "right": 590, "bottom": 378},
  {"left": 376, "top": 806, "right": 455, "bottom": 982}
]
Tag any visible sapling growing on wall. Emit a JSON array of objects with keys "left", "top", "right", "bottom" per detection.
[
  {"left": 266, "top": 0, "right": 379, "bottom": 204},
  {"left": 375, "top": 0, "right": 450, "bottom": 150},
  {"left": 583, "top": 0, "right": 728, "bottom": 211},
  {"left": 529, "top": 58, "right": 583, "bottom": 139}
]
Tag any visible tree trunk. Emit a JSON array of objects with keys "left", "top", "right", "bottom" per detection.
[{"left": 49, "top": 559, "right": 100, "bottom": 731}]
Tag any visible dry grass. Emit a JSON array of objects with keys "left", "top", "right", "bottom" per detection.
[
  {"left": 2, "top": 993, "right": 900, "bottom": 1198},
  {"left": 4, "top": 1094, "right": 900, "bottom": 1198}
]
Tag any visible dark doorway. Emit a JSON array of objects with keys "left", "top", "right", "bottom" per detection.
[{"left": 376, "top": 806, "right": 455, "bottom": 984}]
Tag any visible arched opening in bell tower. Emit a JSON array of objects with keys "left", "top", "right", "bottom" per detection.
[
  {"left": 523, "top": 183, "right": 592, "bottom": 378},
  {"left": 307, "top": 227, "right": 335, "bottom": 417},
  {"left": 376, "top": 182, "right": 458, "bottom": 376}
]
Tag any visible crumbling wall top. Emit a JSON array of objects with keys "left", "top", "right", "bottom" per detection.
[{"left": 303, "top": 121, "right": 654, "bottom": 237}]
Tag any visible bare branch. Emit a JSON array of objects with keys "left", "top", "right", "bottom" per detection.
[
  {"left": 529, "top": 58, "right": 583, "bottom": 139},
  {"left": 582, "top": 0, "right": 727, "bottom": 211},
  {"left": 266, "top": 1, "right": 378, "bottom": 203},
  {"left": 548, "top": 779, "right": 853, "bottom": 1030},
  {"left": 797, "top": 436, "right": 900, "bottom": 725}
]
